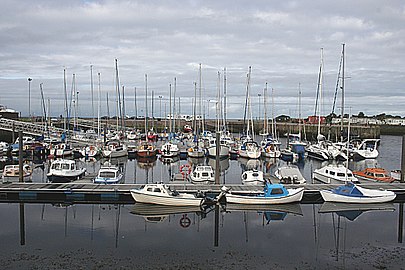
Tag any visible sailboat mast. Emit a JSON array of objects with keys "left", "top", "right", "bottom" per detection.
[
  {"left": 122, "top": 85, "right": 126, "bottom": 130},
  {"left": 145, "top": 74, "right": 148, "bottom": 135},
  {"left": 97, "top": 72, "right": 101, "bottom": 138},
  {"left": 271, "top": 87, "right": 275, "bottom": 138},
  {"left": 173, "top": 77, "right": 177, "bottom": 132},
  {"left": 90, "top": 65, "right": 94, "bottom": 130},
  {"left": 169, "top": 83, "right": 172, "bottom": 133},
  {"left": 263, "top": 82, "right": 268, "bottom": 135},
  {"left": 317, "top": 48, "right": 324, "bottom": 137},
  {"left": 223, "top": 67, "right": 227, "bottom": 131},
  {"left": 340, "top": 43, "right": 346, "bottom": 141},
  {"left": 134, "top": 87, "right": 137, "bottom": 129},
  {"left": 193, "top": 82, "right": 197, "bottom": 132},
  {"left": 298, "top": 83, "right": 302, "bottom": 140},
  {"left": 216, "top": 71, "right": 220, "bottom": 132},
  {"left": 63, "top": 68, "right": 67, "bottom": 132}
]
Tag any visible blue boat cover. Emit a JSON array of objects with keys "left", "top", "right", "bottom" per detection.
[
  {"left": 261, "top": 182, "right": 289, "bottom": 197},
  {"left": 332, "top": 182, "right": 364, "bottom": 197}
]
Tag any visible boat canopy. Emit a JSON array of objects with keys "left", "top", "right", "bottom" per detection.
[
  {"left": 261, "top": 182, "right": 289, "bottom": 197},
  {"left": 332, "top": 182, "right": 364, "bottom": 197}
]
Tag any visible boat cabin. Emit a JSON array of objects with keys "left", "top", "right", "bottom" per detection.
[
  {"left": 332, "top": 182, "right": 363, "bottom": 197},
  {"left": 261, "top": 183, "right": 289, "bottom": 197}
]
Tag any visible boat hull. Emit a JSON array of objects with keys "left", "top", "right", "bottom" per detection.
[
  {"left": 226, "top": 188, "right": 304, "bottom": 205},
  {"left": 320, "top": 189, "right": 396, "bottom": 203},
  {"left": 130, "top": 190, "right": 203, "bottom": 206}
]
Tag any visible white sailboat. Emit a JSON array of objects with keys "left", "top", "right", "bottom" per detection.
[{"left": 239, "top": 67, "right": 261, "bottom": 159}]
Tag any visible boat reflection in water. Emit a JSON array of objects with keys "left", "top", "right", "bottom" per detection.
[
  {"left": 130, "top": 202, "right": 215, "bottom": 224},
  {"left": 223, "top": 203, "right": 303, "bottom": 226},
  {"left": 318, "top": 202, "right": 395, "bottom": 221}
]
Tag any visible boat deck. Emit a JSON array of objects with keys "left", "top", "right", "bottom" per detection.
[{"left": 1, "top": 181, "right": 405, "bottom": 204}]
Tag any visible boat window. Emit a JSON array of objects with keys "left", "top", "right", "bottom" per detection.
[
  {"left": 100, "top": 172, "right": 116, "bottom": 178},
  {"left": 271, "top": 188, "right": 284, "bottom": 195},
  {"left": 337, "top": 173, "right": 345, "bottom": 177},
  {"left": 242, "top": 174, "right": 247, "bottom": 180},
  {"left": 153, "top": 188, "right": 161, "bottom": 193},
  {"left": 252, "top": 173, "right": 259, "bottom": 177},
  {"left": 347, "top": 173, "right": 353, "bottom": 177},
  {"left": 375, "top": 173, "right": 385, "bottom": 178},
  {"left": 51, "top": 163, "right": 60, "bottom": 170},
  {"left": 147, "top": 187, "right": 153, "bottom": 192},
  {"left": 325, "top": 170, "right": 329, "bottom": 174},
  {"left": 70, "top": 164, "right": 75, "bottom": 170},
  {"left": 62, "top": 164, "right": 70, "bottom": 170},
  {"left": 202, "top": 172, "right": 209, "bottom": 177},
  {"left": 330, "top": 171, "right": 335, "bottom": 175}
]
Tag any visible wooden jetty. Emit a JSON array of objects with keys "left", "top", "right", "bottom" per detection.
[{"left": 1, "top": 181, "right": 405, "bottom": 204}]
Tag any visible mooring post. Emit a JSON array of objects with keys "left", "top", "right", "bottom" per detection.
[
  {"left": 18, "top": 131, "right": 23, "bottom": 182},
  {"left": 214, "top": 204, "right": 219, "bottom": 247},
  {"left": 398, "top": 203, "right": 404, "bottom": 243},
  {"left": 401, "top": 135, "right": 405, "bottom": 183},
  {"left": 19, "top": 203, "right": 25, "bottom": 246},
  {"left": 12, "top": 121, "right": 15, "bottom": 143},
  {"left": 215, "top": 132, "right": 220, "bottom": 184}
]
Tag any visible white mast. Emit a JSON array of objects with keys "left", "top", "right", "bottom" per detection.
[{"left": 97, "top": 72, "right": 101, "bottom": 138}]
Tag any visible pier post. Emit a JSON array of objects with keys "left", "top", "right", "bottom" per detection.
[
  {"left": 12, "top": 121, "right": 15, "bottom": 143},
  {"left": 215, "top": 132, "right": 220, "bottom": 184},
  {"left": 214, "top": 204, "right": 219, "bottom": 247},
  {"left": 398, "top": 203, "right": 403, "bottom": 243},
  {"left": 18, "top": 131, "right": 23, "bottom": 182},
  {"left": 19, "top": 203, "right": 25, "bottom": 245},
  {"left": 401, "top": 135, "right": 405, "bottom": 183}
]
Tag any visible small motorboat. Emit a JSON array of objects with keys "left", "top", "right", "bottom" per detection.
[
  {"left": 222, "top": 182, "right": 304, "bottom": 205},
  {"left": 313, "top": 164, "right": 359, "bottom": 184},
  {"left": 160, "top": 141, "right": 180, "bottom": 158},
  {"left": 102, "top": 141, "right": 128, "bottom": 158},
  {"left": 320, "top": 182, "right": 396, "bottom": 203},
  {"left": 94, "top": 163, "right": 124, "bottom": 184},
  {"left": 189, "top": 165, "right": 214, "bottom": 184},
  {"left": 274, "top": 165, "right": 307, "bottom": 184},
  {"left": 130, "top": 183, "right": 206, "bottom": 206},
  {"left": 241, "top": 170, "right": 265, "bottom": 186},
  {"left": 353, "top": 167, "right": 395, "bottom": 183},
  {"left": 47, "top": 159, "right": 86, "bottom": 182},
  {"left": 2, "top": 164, "right": 32, "bottom": 182}
]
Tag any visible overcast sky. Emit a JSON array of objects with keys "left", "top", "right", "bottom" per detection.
[{"left": 0, "top": 0, "right": 404, "bottom": 119}]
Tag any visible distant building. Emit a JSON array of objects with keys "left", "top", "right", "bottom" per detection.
[
  {"left": 0, "top": 105, "right": 19, "bottom": 119},
  {"left": 385, "top": 117, "right": 405, "bottom": 126},
  {"left": 307, "top": 115, "right": 326, "bottom": 125}
]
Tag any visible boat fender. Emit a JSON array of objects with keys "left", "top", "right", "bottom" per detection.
[{"left": 180, "top": 214, "right": 191, "bottom": 228}]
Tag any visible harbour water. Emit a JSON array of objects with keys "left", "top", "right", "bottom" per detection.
[{"left": 0, "top": 135, "right": 404, "bottom": 269}]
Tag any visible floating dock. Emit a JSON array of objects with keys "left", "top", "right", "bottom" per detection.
[{"left": 1, "top": 182, "right": 405, "bottom": 204}]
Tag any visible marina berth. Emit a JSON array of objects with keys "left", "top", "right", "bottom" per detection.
[
  {"left": 353, "top": 168, "right": 395, "bottom": 183},
  {"left": 274, "top": 165, "right": 307, "bottom": 184},
  {"left": 320, "top": 182, "right": 396, "bottom": 203},
  {"left": 130, "top": 183, "right": 207, "bottom": 206},
  {"left": 189, "top": 165, "right": 215, "bottom": 184},
  {"left": 241, "top": 169, "right": 265, "bottom": 186},
  {"left": 313, "top": 163, "right": 359, "bottom": 184},
  {"left": 94, "top": 163, "right": 124, "bottom": 184},
  {"left": 222, "top": 182, "right": 304, "bottom": 205},
  {"left": 47, "top": 159, "right": 86, "bottom": 183},
  {"left": 2, "top": 164, "right": 32, "bottom": 182}
]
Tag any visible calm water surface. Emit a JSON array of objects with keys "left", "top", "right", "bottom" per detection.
[{"left": 1, "top": 135, "right": 404, "bottom": 269}]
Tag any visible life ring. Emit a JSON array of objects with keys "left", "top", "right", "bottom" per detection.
[
  {"left": 179, "top": 214, "right": 191, "bottom": 228},
  {"left": 180, "top": 164, "right": 192, "bottom": 178}
]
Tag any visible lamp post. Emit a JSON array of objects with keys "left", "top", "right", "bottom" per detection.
[{"left": 28, "top": 78, "right": 32, "bottom": 121}]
